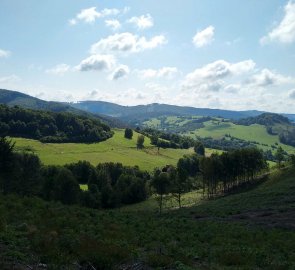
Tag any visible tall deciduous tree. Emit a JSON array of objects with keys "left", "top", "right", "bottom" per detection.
[
  {"left": 194, "top": 141, "right": 205, "bottom": 156},
  {"left": 150, "top": 170, "right": 171, "bottom": 215},
  {"left": 275, "top": 146, "right": 284, "bottom": 168}
]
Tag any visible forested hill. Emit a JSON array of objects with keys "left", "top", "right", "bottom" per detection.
[
  {"left": 1, "top": 89, "right": 295, "bottom": 123},
  {"left": 0, "top": 89, "right": 125, "bottom": 128},
  {"left": 0, "top": 105, "right": 113, "bottom": 143},
  {"left": 236, "top": 113, "right": 291, "bottom": 126},
  {"left": 70, "top": 100, "right": 295, "bottom": 122},
  {"left": 71, "top": 100, "right": 265, "bottom": 120}
]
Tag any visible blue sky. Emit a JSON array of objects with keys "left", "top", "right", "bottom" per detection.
[{"left": 1, "top": 0, "right": 295, "bottom": 113}]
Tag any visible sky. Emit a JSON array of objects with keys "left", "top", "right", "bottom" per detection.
[{"left": 0, "top": 0, "right": 295, "bottom": 113}]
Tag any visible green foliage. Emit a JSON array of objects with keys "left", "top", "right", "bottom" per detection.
[
  {"left": 193, "top": 141, "right": 205, "bottom": 156},
  {"left": 0, "top": 168, "right": 295, "bottom": 269},
  {"left": 136, "top": 134, "right": 145, "bottom": 149},
  {"left": 275, "top": 146, "right": 285, "bottom": 167},
  {"left": 124, "top": 128, "right": 133, "bottom": 139},
  {"left": 200, "top": 148, "right": 268, "bottom": 197},
  {"left": 236, "top": 112, "right": 290, "bottom": 126},
  {"left": 0, "top": 104, "right": 113, "bottom": 143}
]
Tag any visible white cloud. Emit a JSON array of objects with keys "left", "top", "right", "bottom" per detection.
[
  {"left": 110, "top": 65, "right": 130, "bottom": 80},
  {"left": 193, "top": 26, "right": 215, "bottom": 48},
  {"left": 0, "top": 74, "right": 20, "bottom": 83},
  {"left": 260, "top": 1, "right": 295, "bottom": 44},
  {"left": 248, "top": 68, "right": 293, "bottom": 86},
  {"left": 69, "top": 7, "right": 121, "bottom": 25},
  {"left": 105, "top": 19, "right": 121, "bottom": 31},
  {"left": 90, "top": 32, "right": 167, "bottom": 54},
  {"left": 46, "top": 64, "right": 70, "bottom": 76},
  {"left": 289, "top": 89, "right": 295, "bottom": 99},
  {"left": 0, "top": 49, "right": 11, "bottom": 58},
  {"left": 128, "top": 14, "right": 154, "bottom": 30},
  {"left": 75, "top": 54, "right": 116, "bottom": 72},
  {"left": 183, "top": 59, "right": 255, "bottom": 89},
  {"left": 137, "top": 67, "right": 178, "bottom": 79}
]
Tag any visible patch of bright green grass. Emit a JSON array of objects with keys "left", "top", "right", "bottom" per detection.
[
  {"left": 11, "top": 129, "right": 192, "bottom": 171},
  {"left": 187, "top": 121, "right": 295, "bottom": 154},
  {"left": 79, "top": 184, "right": 88, "bottom": 191}
]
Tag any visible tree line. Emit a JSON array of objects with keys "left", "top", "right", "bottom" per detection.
[
  {"left": 138, "top": 127, "right": 196, "bottom": 149},
  {"left": 150, "top": 148, "right": 268, "bottom": 213},
  {"left": 0, "top": 135, "right": 272, "bottom": 213},
  {"left": 0, "top": 104, "right": 113, "bottom": 143},
  {"left": 0, "top": 137, "right": 149, "bottom": 209}
]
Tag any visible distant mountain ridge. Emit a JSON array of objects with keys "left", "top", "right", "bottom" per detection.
[
  {"left": 71, "top": 100, "right": 295, "bottom": 123},
  {"left": 0, "top": 89, "right": 126, "bottom": 128},
  {"left": 1, "top": 88, "right": 295, "bottom": 123}
]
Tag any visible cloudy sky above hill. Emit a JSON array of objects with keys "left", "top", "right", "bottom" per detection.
[{"left": 0, "top": 0, "right": 295, "bottom": 113}]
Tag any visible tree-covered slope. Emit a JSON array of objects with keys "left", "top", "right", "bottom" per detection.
[
  {"left": 0, "top": 104, "right": 113, "bottom": 143},
  {"left": 0, "top": 89, "right": 125, "bottom": 128}
]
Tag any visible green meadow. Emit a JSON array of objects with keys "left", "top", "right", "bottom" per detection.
[
  {"left": 143, "top": 115, "right": 295, "bottom": 155},
  {"left": 188, "top": 120, "right": 295, "bottom": 154},
  {"left": 12, "top": 129, "right": 193, "bottom": 171}
]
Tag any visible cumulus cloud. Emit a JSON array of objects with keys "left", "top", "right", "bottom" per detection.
[
  {"left": 75, "top": 54, "right": 116, "bottom": 72},
  {"left": 137, "top": 67, "right": 178, "bottom": 79},
  {"left": 289, "top": 89, "right": 295, "bottom": 99},
  {"left": 260, "top": 1, "right": 295, "bottom": 44},
  {"left": 46, "top": 64, "right": 70, "bottom": 75},
  {"left": 248, "top": 68, "right": 293, "bottom": 86},
  {"left": 183, "top": 59, "right": 255, "bottom": 89},
  {"left": 193, "top": 26, "right": 215, "bottom": 48},
  {"left": 90, "top": 32, "right": 167, "bottom": 54},
  {"left": 0, "top": 49, "right": 11, "bottom": 58},
  {"left": 128, "top": 14, "right": 154, "bottom": 30},
  {"left": 110, "top": 65, "right": 130, "bottom": 80},
  {"left": 105, "top": 19, "right": 121, "bottom": 31},
  {"left": 69, "top": 7, "right": 122, "bottom": 25}
]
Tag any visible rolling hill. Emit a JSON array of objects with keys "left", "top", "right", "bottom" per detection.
[
  {"left": 1, "top": 88, "right": 295, "bottom": 124},
  {"left": 0, "top": 89, "right": 125, "bottom": 128}
]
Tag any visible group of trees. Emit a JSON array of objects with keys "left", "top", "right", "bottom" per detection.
[
  {"left": 279, "top": 130, "right": 295, "bottom": 147},
  {"left": 0, "top": 137, "right": 149, "bottom": 209},
  {"left": 0, "top": 105, "right": 113, "bottom": 143},
  {"left": 139, "top": 128, "right": 196, "bottom": 149},
  {"left": 151, "top": 155, "right": 199, "bottom": 213},
  {"left": 200, "top": 148, "right": 268, "bottom": 197},
  {"left": 150, "top": 148, "right": 268, "bottom": 213}
]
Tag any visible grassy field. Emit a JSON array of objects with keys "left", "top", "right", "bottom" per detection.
[
  {"left": 189, "top": 120, "right": 295, "bottom": 154},
  {"left": 1, "top": 168, "right": 295, "bottom": 269},
  {"left": 11, "top": 129, "right": 193, "bottom": 171},
  {"left": 142, "top": 115, "right": 295, "bottom": 155}
]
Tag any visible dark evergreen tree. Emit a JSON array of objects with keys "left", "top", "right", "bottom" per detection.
[{"left": 124, "top": 128, "right": 133, "bottom": 139}]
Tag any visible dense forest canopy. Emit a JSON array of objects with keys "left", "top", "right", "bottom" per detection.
[
  {"left": 236, "top": 113, "right": 291, "bottom": 126},
  {"left": 0, "top": 104, "right": 113, "bottom": 143}
]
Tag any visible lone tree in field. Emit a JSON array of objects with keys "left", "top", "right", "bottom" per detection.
[
  {"left": 137, "top": 135, "right": 145, "bottom": 149},
  {"left": 124, "top": 128, "right": 133, "bottom": 139},
  {"left": 275, "top": 146, "right": 284, "bottom": 168},
  {"left": 194, "top": 141, "right": 205, "bottom": 156}
]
